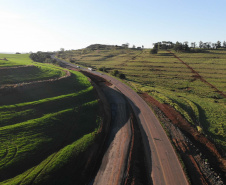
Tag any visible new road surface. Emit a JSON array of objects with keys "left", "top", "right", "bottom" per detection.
[{"left": 53, "top": 56, "right": 189, "bottom": 185}]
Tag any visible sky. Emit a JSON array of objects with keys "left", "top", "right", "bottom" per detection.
[{"left": 0, "top": 0, "right": 225, "bottom": 53}]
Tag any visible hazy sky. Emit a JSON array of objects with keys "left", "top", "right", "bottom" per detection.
[{"left": 0, "top": 0, "right": 225, "bottom": 52}]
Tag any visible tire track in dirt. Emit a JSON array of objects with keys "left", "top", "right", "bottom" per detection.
[
  {"left": 168, "top": 50, "right": 226, "bottom": 98},
  {"left": 123, "top": 116, "right": 134, "bottom": 185}
]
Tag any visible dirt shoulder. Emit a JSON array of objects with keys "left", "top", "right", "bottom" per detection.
[
  {"left": 140, "top": 92, "right": 226, "bottom": 184},
  {"left": 81, "top": 71, "right": 149, "bottom": 185}
]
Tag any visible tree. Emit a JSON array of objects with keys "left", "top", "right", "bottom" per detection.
[
  {"left": 153, "top": 43, "right": 158, "bottom": 49},
  {"left": 199, "top": 41, "right": 203, "bottom": 48},
  {"left": 111, "top": 70, "right": 119, "bottom": 76},
  {"left": 216, "top": 41, "right": 221, "bottom": 49},
  {"left": 191, "top": 42, "right": 196, "bottom": 49},
  {"left": 119, "top": 73, "right": 126, "bottom": 79},
  {"left": 223, "top": 41, "right": 226, "bottom": 48},
  {"left": 206, "top": 42, "right": 211, "bottom": 49},
  {"left": 150, "top": 48, "right": 158, "bottom": 54},
  {"left": 167, "top": 41, "right": 173, "bottom": 49},
  {"left": 173, "top": 42, "right": 183, "bottom": 52},
  {"left": 99, "top": 66, "right": 107, "bottom": 72},
  {"left": 212, "top": 43, "right": 216, "bottom": 49},
  {"left": 122, "top": 43, "right": 129, "bottom": 48},
  {"left": 183, "top": 41, "right": 190, "bottom": 51},
  {"left": 203, "top": 42, "right": 207, "bottom": 49}
]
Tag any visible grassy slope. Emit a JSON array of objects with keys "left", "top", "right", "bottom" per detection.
[
  {"left": 0, "top": 54, "right": 66, "bottom": 85},
  {"left": 0, "top": 54, "right": 100, "bottom": 184},
  {"left": 60, "top": 48, "right": 226, "bottom": 151},
  {"left": 0, "top": 54, "right": 31, "bottom": 67},
  {"left": 0, "top": 66, "right": 65, "bottom": 85}
]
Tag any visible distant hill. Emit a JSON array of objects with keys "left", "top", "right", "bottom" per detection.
[{"left": 86, "top": 44, "right": 120, "bottom": 50}]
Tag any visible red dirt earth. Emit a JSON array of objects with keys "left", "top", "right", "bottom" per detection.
[{"left": 140, "top": 93, "right": 226, "bottom": 183}]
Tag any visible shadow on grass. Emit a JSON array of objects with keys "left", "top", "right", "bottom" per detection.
[{"left": 0, "top": 102, "right": 99, "bottom": 183}]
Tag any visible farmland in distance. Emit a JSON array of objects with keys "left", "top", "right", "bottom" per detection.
[{"left": 59, "top": 47, "right": 226, "bottom": 152}]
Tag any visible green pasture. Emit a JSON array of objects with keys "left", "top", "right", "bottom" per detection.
[
  {"left": 0, "top": 55, "right": 100, "bottom": 184},
  {"left": 0, "top": 54, "right": 68, "bottom": 86},
  {"left": 60, "top": 48, "right": 226, "bottom": 151},
  {"left": 0, "top": 54, "right": 32, "bottom": 67},
  {"left": 0, "top": 66, "right": 65, "bottom": 85}
]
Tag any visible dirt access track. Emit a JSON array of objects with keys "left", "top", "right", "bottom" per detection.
[
  {"left": 93, "top": 84, "right": 132, "bottom": 185},
  {"left": 55, "top": 57, "right": 189, "bottom": 185}
]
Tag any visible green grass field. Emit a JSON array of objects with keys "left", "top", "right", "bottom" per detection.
[
  {"left": 0, "top": 54, "right": 67, "bottom": 86},
  {"left": 0, "top": 54, "right": 33, "bottom": 67},
  {"left": 60, "top": 48, "right": 226, "bottom": 151},
  {"left": 0, "top": 54, "right": 100, "bottom": 184}
]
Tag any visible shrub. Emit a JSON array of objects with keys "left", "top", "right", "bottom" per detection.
[
  {"left": 70, "top": 59, "right": 76, "bottom": 63},
  {"left": 111, "top": 70, "right": 119, "bottom": 76},
  {"left": 99, "top": 66, "right": 107, "bottom": 72},
  {"left": 119, "top": 73, "right": 126, "bottom": 79},
  {"left": 150, "top": 48, "right": 158, "bottom": 54}
]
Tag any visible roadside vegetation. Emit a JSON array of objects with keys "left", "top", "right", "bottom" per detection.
[
  {"left": 58, "top": 44, "right": 226, "bottom": 153},
  {"left": 0, "top": 54, "right": 100, "bottom": 184}
]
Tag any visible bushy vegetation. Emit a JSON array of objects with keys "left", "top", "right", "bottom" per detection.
[
  {"left": 58, "top": 47, "right": 226, "bottom": 152},
  {"left": 98, "top": 66, "right": 107, "bottom": 72},
  {"left": 150, "top": 48, "right": 158, "bottom": 54},
  {"left": 111, "top": 69, "right": 126, "bottom": 79},
  {"left": 0, "top": 54, "right": 100, "bottom": 184},
  {"left": 29, "top": 51, "right": 57, "bottom": 63},
  {"left": 153, "top": 40, "right": 226, "bottom": 51}
]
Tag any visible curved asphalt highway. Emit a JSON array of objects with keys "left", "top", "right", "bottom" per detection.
[
  {"left": 99, "top": 73, "right": 189, "bottom": 185},
  {"left": 52, "top": 56, "right": 189, "bottom": 185}
]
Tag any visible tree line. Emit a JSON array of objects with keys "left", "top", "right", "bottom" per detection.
[
  {"left": 29, "top": 52, "right": 57, "bottom": 63},
  {"left": 151, "top": 40, "right": 226, "bottom": 54}
]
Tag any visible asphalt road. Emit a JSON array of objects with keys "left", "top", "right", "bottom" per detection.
[
  {"left": 53, "top": 57, "right": 189, "bottom": 185},
  {"left": 99, "top": 73, "right": 189, "bottom": 185}
]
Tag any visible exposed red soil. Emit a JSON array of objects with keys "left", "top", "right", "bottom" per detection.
[
  {"left": 81, "top": 71, "right": 149, "bottom": 184},
  {"left": 140, "top": 93, "right": 226, "bottom": 182},
  {"left": 168, "top": 50, "right": 226, "bottom": 98},
  {"left": 124, "top": 114, "right": 134, "bottom": 185},
  {"left": 172, "top": 137, "right": 208, "bottom": 185},
  {"left": 124, "top": 112, "right": 150, "bottom": 185}
]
